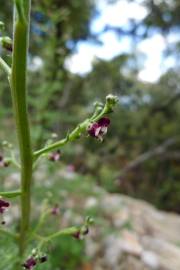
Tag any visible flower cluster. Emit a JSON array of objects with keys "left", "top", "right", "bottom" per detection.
[
  {"left": 72, "top": 225, "right": 89, "bottom": 240},
  {"left": 48, "top": 150, "right": 61, "bottom": 162},
  {"left": 0, "top": 154, "right": 9, "bottom": 168},
  {"left": 0, "top": 199, "right": 10, "bottom": 214},
  {"left": 0, "top": 36, "right": 13, "bottom": 52},
  {"left": 22, "top": 254, "right": 47, "bottom": 269},
  {"left": 22, "top": 257, "right": 36, "bottom": 270},
  {"left": 72, "top": 216, "right": 94, "bottom": 240},
  {"left": 87, "top": 117, "right": 110, "bottom": 141}
]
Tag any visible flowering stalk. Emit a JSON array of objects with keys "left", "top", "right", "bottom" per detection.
[
  {"left": 10, "top": 0, "right": 32, "bottom": 258},
  {"left": 35, "top": 216, "right": 94, "bottom": 246},
  {"left": 33, "top": 95, "right": 118, "bottom": 160},
  {"left": 0, "top": 0, "right": 118, "bottom": 267}
]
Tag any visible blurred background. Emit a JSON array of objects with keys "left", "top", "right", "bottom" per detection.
[{"left": 0, "top": 0, "right": 180, "bottom": 269}]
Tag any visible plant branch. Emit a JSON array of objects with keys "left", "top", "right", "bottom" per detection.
[
  {"left": 36, "top": 226, "right": 80, "bottom": 243},
  {"left": 0, "top": 190, "right": 21, "bottom": 198},
  {"left": 33, "top": 95, "right": 118, "bottom": 160},
  {"left": 0, "top": 57, "right": 11, "bottom": 76}
]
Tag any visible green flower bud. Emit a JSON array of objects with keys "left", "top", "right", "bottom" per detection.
[
  {"left": 86, "top": 216, "right": 94, "bottom": 225},
  {"left": 106, "top": 94, "right": 119, "bottom": 106},
  {"left": 0, "top": 37, "right": 13, "bottom": 52}
]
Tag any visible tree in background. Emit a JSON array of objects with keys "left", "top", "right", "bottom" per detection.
[{"left": 0, "top": 0, "right": 180, "bottom": 214}]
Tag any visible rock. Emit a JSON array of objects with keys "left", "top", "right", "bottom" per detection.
[
  {"left": 141, "top": 251, "right": 159, "bottom": 269},
  {"left": 85, "top": 197, "right": 98, "bottom": 208},
  {"left": 84, "top": 193, "right": 180, "bottom": 270}
]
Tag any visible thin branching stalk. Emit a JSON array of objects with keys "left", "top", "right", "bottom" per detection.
[
  {"left": 0, "top": 190, "right": 21, "bottom": 198},
  {"left": 0, "top": 57, "right": 11, "bottom": 75}
]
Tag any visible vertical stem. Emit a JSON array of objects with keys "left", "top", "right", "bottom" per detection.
[{"left": 10, "top": 0, "right": 32, "bottom": 257}]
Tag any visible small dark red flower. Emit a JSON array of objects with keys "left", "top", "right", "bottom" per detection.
[
  {"left": 72, "top": 226, "right": 89, "bottom": 240},
  {"left": 39, "top": 255, "right": 48, "bottom": 263},
  {"left": 0, "top": 155, "right": 4, "bottom": 167},
  {"left": 22, "top": 257, "right": 37, "bottom": 269},
  {"left": 51, "top": 204, "right": 59, "bottom": 215},
  {"left": 0, "top": 199, "right": 10, "bottom": 214},
  {"left": 87, "top": 117, "right": 110, "bottom": 141},
  {"left": 48, "top": 150, "right": 61, "bottom": 161},
  {"left": 72, "top": 231, "right": 81, "bottom": 239},
  {"left": 0, "top": 154, "right": 10, "bottom": 168}
]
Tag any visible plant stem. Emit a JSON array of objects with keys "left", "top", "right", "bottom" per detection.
[
  {"left": 10, "top": 0, "right": 32, "bottom": 258},
  {"left": 0, "top": 190, "right": 21, "bottom": 198},
  {"left": 0, "top": 57, "right": 11, "bottom": 75},
  {"left": 35, "top": 226, "right": 80, "bottom": 245}
]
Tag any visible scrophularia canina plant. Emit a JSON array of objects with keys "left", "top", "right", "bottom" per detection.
[{"left": 0, "top": 1, "right": 118, "bottom": 268}]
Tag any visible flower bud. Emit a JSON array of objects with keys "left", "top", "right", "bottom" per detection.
[
  {"left": 80, "top": 225, "right": 89, "bottom": 236},
  {"left": 0, "top": 36, "right": 13, "bottom": 52},
  {"left": 106, "top": 94, "right": 119, "bottom": 105},
  {"left": 2, "top": 140, "right": 12, "bottom": 148},
  {"left": 31, "top": 249, "right": 38, "bottom": 256},
  {"left": 86, "top": 216, "right": 94, "bottom": 225},
  {"left": 0, "top": 154, "right": 10, "bottom": 168},
  {"left": 48, "top": 150, "right": 61, "bottom": 162}
]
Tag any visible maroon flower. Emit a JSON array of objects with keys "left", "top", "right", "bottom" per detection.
[
  {"left": 0, "top": 199, "right": 10, "bottom": 214},
  {"left": 72, "top": 226, "right": 89, "bottom": 240},
  {"left": 87, "top": 117, "right": 110, "bottom": 141},
  {"left": 48, "top": 150, "right": 61, "bottom": 161},
  {"left": 0, "top": 154, "right": 10, "bottom": 168},
  {"left": 51, "top": 204, "right": 59, "bottom": 215},
  {"left": 22, "top": 257, "right": 37, "bottom": 269},
  {"left": 0, "top": 155, "right": 4, "bottom": 167},
  {"left": 72, "top": 230, "right": 81, "bottom": 240}
]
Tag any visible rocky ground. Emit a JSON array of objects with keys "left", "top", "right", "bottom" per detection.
[
  {"left": 83, "top": 193, "right": 180, "bottom": 270},
  {"left": 4, "top": 170, "right": 180, "bottom": 270}
]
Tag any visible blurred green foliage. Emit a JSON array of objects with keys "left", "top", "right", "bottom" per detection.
[{"left": 0, "top": 0, "right": 180, "bottom": 211}]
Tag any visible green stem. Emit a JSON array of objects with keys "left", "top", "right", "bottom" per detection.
[
  {"left": 10, "top": 0, "right": 32, "bottom": 257},
  {"left": 33, "top": 119, "right": 89, "bottom": 160},
  {"left": 0, "top": 57, "right": 11, "bottom": 76},
  {"left": 45, "top": 226, "right": 79, "bottom": 240},
  {"left": 35, "top": 226, "right": 80, "bottom": 245},
  {"left": 0, "top": 190, "right": 21, "bottom": 198}
]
